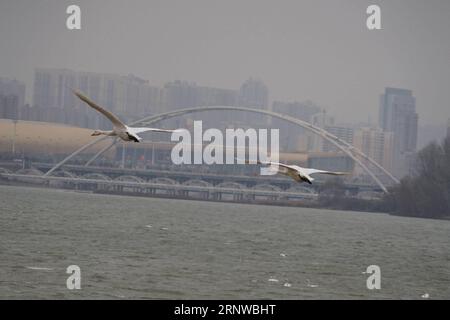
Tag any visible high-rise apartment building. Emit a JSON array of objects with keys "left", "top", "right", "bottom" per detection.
[
  {"left": 163, "top": 81, "right": 237, "bottom": 110},
  {"left": 323, "top": 125, "right": 354, "bottom": 153},
  {"left": 162, "top": 80, "right": 238, "bottom": 129},
  {"left": 237, "top": 78, "right": 269, "bottom": 127},
  {"left": 353, "top": 127, "right": 395, "bottom": 175},
  {"left": 272, "top": 100, "right": 321, "bottom": 121},
  {"left": 310, "top": 111, "right": 335, "bottom": 152},
  {"left": 0, "top": 77, "right": 26, "bottom": 109},
  {"left": 238, "top": 78, "right": 268, "bottom": 109},
  {"left": 163, "top": 80, "right": 199, "bottom": 111},
  {"left": 272, "top": 100, "right": 321, "bottom": 151},
  {"left": 33, "top": 69, "right": 77, "bottom": 110},
  {"left": 379, "top": 87, "right": 418, "bottom": 177},
  {"left": 0, "top": 94, "right": 19, "bottom": 120},
  {"left": 32, "top": 68, "right": 163, "bottom": 128}
]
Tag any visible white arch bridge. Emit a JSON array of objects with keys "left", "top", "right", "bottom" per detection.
[{"left": 44, "top": 106, "right": 399, "bottom": 193}]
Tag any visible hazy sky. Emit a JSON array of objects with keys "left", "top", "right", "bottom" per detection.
[{"left": 0, "top": 0, "right": 449, "bottom": 125}]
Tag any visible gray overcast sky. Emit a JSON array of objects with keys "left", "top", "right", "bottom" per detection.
[{"left": 0, "top": 0, "right": 449, "bottom": 125}]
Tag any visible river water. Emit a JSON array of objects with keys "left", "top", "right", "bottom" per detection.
[{"left": 0, "top": 185, "right": 449, "bottom": 299}]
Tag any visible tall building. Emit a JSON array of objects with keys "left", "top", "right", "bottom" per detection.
[
  {"left": 311, "top": 110, "right": 335, "bottom": 128},
  {"left": 162, "top": 80, "right": 238, "bottom": 129},
  {"left": 309, "top": 111, "right": 335, "bottom": 152},
  {"left": 32, "top": 68, "right": 163, "bottom": 129},
  {"left": 0, "top": 77, "right": 26, "bottom": 109},
  {"left": 272, "top": 100, "right": 321, "bottom": 121},
  {"left": 163, "top": 81, "right": 237, "bottom": 110},
  {"left": 238, "top": 78, "right": 268, "bottom": 109},
  {"left": 196, "top": 86, "right": 238, "bottom": 108},
  {"left": 33, "top": 68, "right": 77, "bottom": 110},
  {"left": 238, "top": 78, "right": 269, "bottom": 127},
  {"left": 195, "top": 85, "right": 238, "bottom": 128},
  {"left": 77, "top": 72, "right": 163, "bottom": 118},
  {"left": 272, "top": 100, "right": 321, "bottom": 151},
  {"left": 323, "top": 125, "right": 354, "bottom": 152},
  {"left": 353, "top": 127, "right": 395, "bottom": 175},
  {"left": 163, "top": 80, "right": 199, "bottom": 111},
  {"left": 379, "top": 87, "right": 418, "bottom": 177},
  {"left": 0, "top": 94, "right": 19, "bottom": 120}
]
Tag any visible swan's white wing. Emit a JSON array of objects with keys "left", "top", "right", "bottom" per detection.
[
  {"left": 260, "top": 160, "right": 298, "bottom": 171},
  {"left": 300, "top": 167, "right": 348, "bottom": 176},
  {"left": 237, "top": 158, "right": 298, "bottom": 173},
  {"left": 73, "top": 90, "right": 125, "bottom": 129},
  {"left": 128, "top": 127, "right": 179, "bottom": 134}
]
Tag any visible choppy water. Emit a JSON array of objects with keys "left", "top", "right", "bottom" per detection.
[{"left": 0, "top": 185, "right": 449, "bottom": 299}]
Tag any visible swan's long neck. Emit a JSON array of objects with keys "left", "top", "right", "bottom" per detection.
[{"left": 93, "top": 130, "right": 115, "bottom": 136}]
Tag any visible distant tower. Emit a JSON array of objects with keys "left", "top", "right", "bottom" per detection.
[
  {"left": 238, "top": 78, "right": 269, "bottom": 127},
  {"left": 238, "top": 77, "right": 268, "bottom": 109},
  {"left": 379, "top": 87, "right": 418, "bottom": 178},
  {"left": 0, "top": 77, "right": 26, "bottom": 108}
]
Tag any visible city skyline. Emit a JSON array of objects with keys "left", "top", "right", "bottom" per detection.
[
  {"left": 2, "top": 68, "right": 446, "bottom": 151},
  {"left": 2, "top": 64, "right": 450, "bottom": 129},
  {"left": 0, "top": 67, "right": 424, "bottom": 179},
  {"left": 1, "top": 1, "right": 449, "bottom": 126},
  {"left": 1, "top": 69, "right": 426, "bottom": 125}
]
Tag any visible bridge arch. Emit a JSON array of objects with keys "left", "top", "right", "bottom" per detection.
[
  {"left": 286, "top": 185, "right": 317, "bottom": 195},
  {"left": 182, "top": 179, "right": 212, "bottom": 187},
  {"left": 44, "top": 106, "right": 398, "bottom": 193},
  {"left": 115, "top": 175, "right": 145, "bottom": 183},
  {"left": 149, "top": 177, "right": 177, "bottom": 185},
  {"left": 253, "top": 184, "right": 282, "bottom": 192},
  {"left": 216, "top": 181, "right": 245, "bottom": 189},
  {"left": 81, "top": 173, "right": 111, "bottom": 181}
]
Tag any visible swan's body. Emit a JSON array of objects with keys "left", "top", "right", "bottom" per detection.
[
  {"left": 73, "top": 90, "right": 177, "bottom": 142},
  {"left": 244, "top": 159, "right": 348, "bottom": 184}
]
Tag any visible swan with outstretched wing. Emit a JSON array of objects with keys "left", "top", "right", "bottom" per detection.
[
  {"left": 241, "top": 158, "right": 348, "bottom": 184},
  {"left": 73, "top": 90, "right": 178, "bottom": 142}
]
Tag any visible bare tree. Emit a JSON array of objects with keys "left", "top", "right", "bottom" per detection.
[{"left": 387, "top": 137, "right": 450, "bottom": 218}]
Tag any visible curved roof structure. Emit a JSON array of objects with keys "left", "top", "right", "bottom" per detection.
[{"left": 0, "top": 119, "right": 114, "bottom": 156}]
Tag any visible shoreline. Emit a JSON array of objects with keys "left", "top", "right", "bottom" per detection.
[{"left": 2, "top": 180, "right": 448, "bottom": 221}]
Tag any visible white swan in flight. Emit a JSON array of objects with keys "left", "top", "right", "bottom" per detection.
[
  {"left": 243, "top": 159, "right": 348, "bottom": 184},
  {"left": 73, "top": 90, "right": 178, "bottom": 142}
]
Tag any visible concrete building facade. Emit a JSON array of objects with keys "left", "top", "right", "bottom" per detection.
[{"left": 379, "top": 87, "right": 418, "bottom": 178}]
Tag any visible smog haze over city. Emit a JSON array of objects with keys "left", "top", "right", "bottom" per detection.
[{"left": 0, "top": 0, "right": 450, "bottom": 305}]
